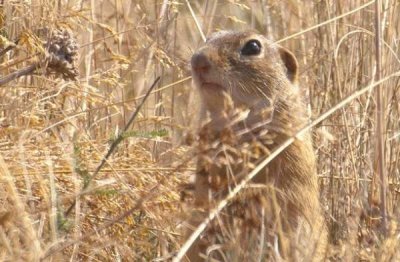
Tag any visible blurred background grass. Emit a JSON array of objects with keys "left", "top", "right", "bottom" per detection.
[{"left": 0, "top": 0, "right": 399, "bottom": 260}]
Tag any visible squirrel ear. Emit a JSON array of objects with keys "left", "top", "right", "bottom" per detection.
[{"left": 278, "top": 47, "right": 298, "bottom": 83}]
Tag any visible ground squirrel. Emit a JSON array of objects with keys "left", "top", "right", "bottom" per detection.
[{"left": 185, "top": 30, "right": 327, "bottom": 261}]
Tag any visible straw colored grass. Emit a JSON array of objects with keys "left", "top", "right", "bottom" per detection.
[{"left": 0, "top": 0, "right": 399, "bottom": 261}]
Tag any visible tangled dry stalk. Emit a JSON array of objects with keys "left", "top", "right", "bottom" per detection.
[{"left": 0, "top": 1, "right": 399, "bottom": 261}]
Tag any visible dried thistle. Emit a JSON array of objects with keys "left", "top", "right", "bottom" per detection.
[
  {"left": 44, "top": 28, "right": 79, "bottom": 80},
  {"left": 0, "top": 28, "right": 79, "bottom": 86}
]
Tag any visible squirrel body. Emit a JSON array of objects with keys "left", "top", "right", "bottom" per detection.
[{"left": 186, "top": 31, "right": 327, "bottom": 261}]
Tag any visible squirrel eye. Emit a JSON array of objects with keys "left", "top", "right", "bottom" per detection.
[{"left": 241, "top": 39, "right": 262, "bottom": 56}]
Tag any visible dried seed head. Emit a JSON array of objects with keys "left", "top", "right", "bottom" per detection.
[{"left": 45, "top": 28, "right": 79, "bottom": 80}]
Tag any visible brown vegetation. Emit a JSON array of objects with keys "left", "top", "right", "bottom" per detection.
[{"left": 0, "top": 1, "right": 399, "bottom": 261}]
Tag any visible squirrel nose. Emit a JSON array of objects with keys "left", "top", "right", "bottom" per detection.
[{"left": 191, "top": 52, "right": 211, "bottom": 74}]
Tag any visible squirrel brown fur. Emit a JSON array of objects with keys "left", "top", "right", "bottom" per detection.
[{"left": 185, "top": 30, "right": 327, "bottom": 261}]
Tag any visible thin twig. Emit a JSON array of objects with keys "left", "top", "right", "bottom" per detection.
[
  {"left": 185, "top": 0, "right": 206, "bottom": 42},
  {"left": 64, "top": 76, "right": 161, "bottom": 218},
  {"left": 173, "top": 71, "right": 400, "bottom": 261},
  {"left": 275, "top": 0, "right": 375, "bottom": 44},
  {"left": 0, "top": 64, "right": 37, "bottom": 86},
  {"left": 374, "top": 0, "right": 388, "bottom": 236},
  {"left": 33, "top": 76, "right": 191, "bottom": 138},
  {"left": 0, "top": 39, "right": 19, "bottom": 58}
]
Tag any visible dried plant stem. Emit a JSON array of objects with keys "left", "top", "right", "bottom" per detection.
[
  {"left": 275, "top": 0, "right": 375, "bottom": 44},
  {"left": 0, "top": 39, "right": 18, "bottom": 58},
  {"left": 0, "top": 64, "right": 37, "bottom": 86},
  {"left": 33, "top": 76, "right": 191, "bottom": 138},
  {"left": 174, "top": 71, "right": 400, "bottom": 261},
  {"left": 42, "top": 186, "right": 158, "bottom": 260},
  {"left": 64, "top": 76, "right": 161, "bottom": 217},
  {"left": 0, "top": 155, "right": 42, "bottom": 260},
  {"left": 374, "top": 0, "right": 388, "bottom": 235},
  {"left": 42, "top": 153, "right": 196, "bottom": 260},
  {"left": 185, "top": 0, "right": 206, "bottom": 42}
]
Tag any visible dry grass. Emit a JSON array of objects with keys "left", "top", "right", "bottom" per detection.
[{"left": 0, "top": 0, "right": 399, "bottom": 261}]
